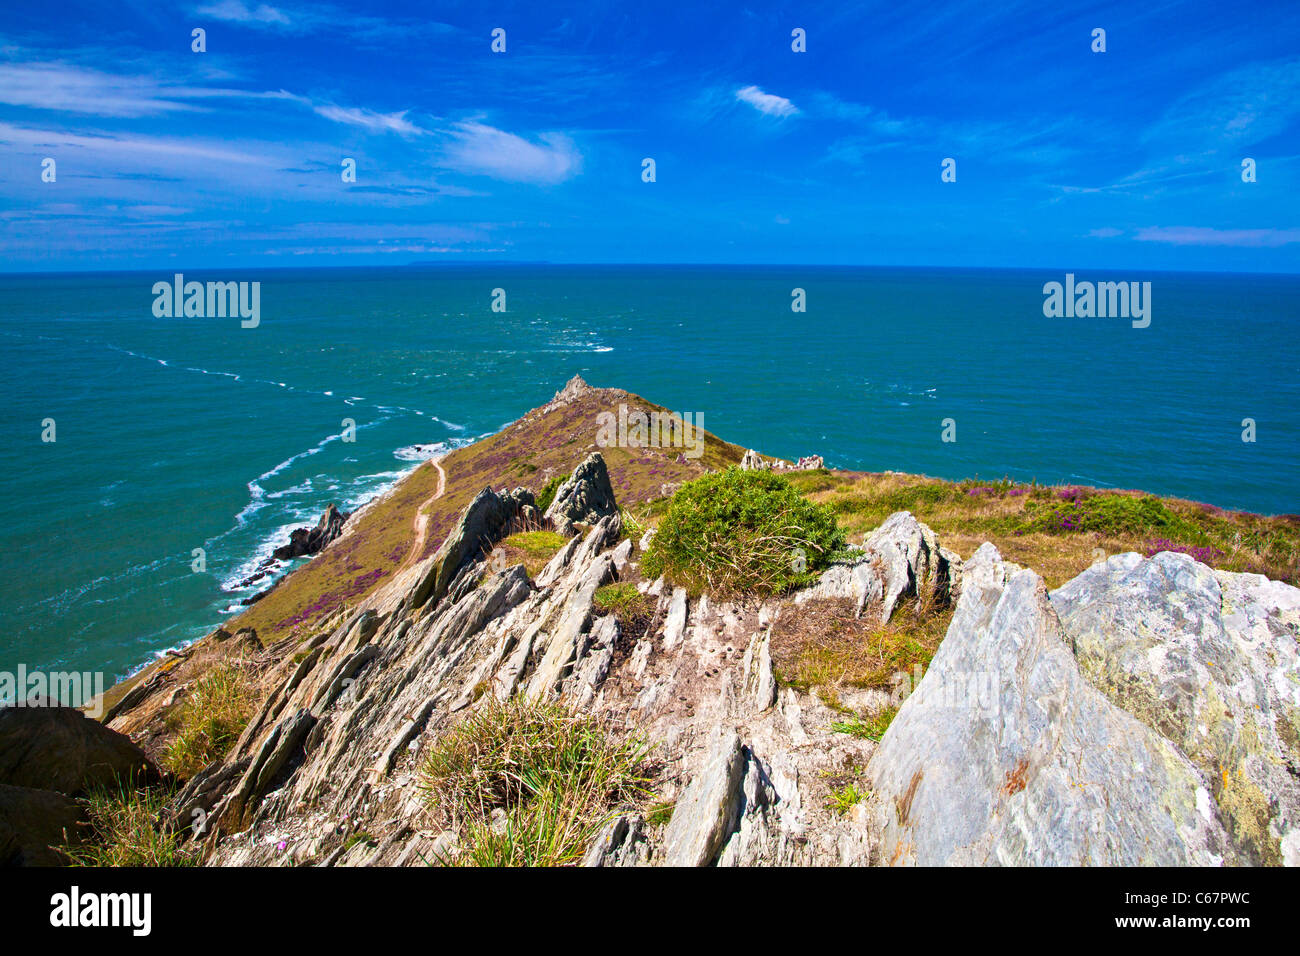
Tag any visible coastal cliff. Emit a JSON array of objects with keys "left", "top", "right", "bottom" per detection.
[{"left": 7, "top": 376, "right": 1299, "bottom": 867}]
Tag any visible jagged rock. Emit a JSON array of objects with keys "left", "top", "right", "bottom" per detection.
[
  {"left": 0, "top": 701, "right": 158, "bottom": 795},
  {"left": 1051, "top": 551, "right": 1300, "bottom": 866},
  {"left": 867, "top": 544, "right": 1232, "bottom": 866},
  {"left": 582, "top": 812, "right": 646, "bottom": 867},
  {"left": 0, "top": 783, "right": 82, "bottom": 866},
  {"left": 543, "top": 374, "right": 595, "bottom": 412},
  {"left": 411, "top": 486, "right": 535, "bottom": 611},
  {"left": 272, "top": 504, "right": 350, "bottom": 561},
  {"left": 739, "top": 449, "right": 768, "bottom": 471},
  {"left": 543, "top": 452, "right": 617, "bottom": 536},
  {"left": 662, "top": 731, "right": 745, "bottom": 866},
  {"left": 740, "top": 630, "right": 777, "bottom": 713},
  {"left": 798, "top": 511, "right": 959, "bottom": 621}
]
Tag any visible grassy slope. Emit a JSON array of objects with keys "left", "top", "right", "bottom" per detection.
[{"left": 784, "top": 470, "right": 1300, "bottom": 589}]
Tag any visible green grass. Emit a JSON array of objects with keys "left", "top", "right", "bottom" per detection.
[
  {"left": 162, "top": 663, "right": 255, "bottom": 779},
  {"left": 830, "top": 706, "right": 899, "bottom": 742},
  {"left": 497, "top": 530, "right": 568, "bottom": 577},
  {"left": 825, "top": 782, "right": 869, "bottom": 816},
  {"left": 593, "top": 582, "right": 649, "bottom": 617},
  {"left": 642, "top": 467, "right": 847, "bottom": 596},
  {"left": 419, "top": 697, "right": 653, "bottom": 867},
  {"left": 69, "top": 783, "right": 196, "bottom": 867}
]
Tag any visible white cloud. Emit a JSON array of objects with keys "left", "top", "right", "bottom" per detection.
[
  {"left": 1134, "top": 226, "right": 1300, "bottom": 247},
  {"left": 313, "top": 104, "right": 422, "bottom": 135},
  {"left": 735, "top": 85, "right": 798, "bottom": 118},
  {"left": 195, "top": 1, "right": 291, "bottom": 26},
  {"left": 1087, "top": 227, "right": 1124, "bottom": 238},
  {"left": 441, "top": 122, "right": 581, "bottom": 184}
]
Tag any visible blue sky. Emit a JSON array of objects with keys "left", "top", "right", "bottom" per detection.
[{"left": 1, "top": 0, "right": 1298, "bottom": 272}]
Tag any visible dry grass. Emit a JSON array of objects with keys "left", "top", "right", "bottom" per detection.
[
  {"left": 162, "top": 663, "right": 256, "bottom": 778},
  {"left": 770, "top": 597, "right": 953, "bottom": 696},
  {"left": 419, "top": 697, "right": 653, "bottom": 867},
  {"left": 495, "top": 530, "right": 569, "bottom": 578}
]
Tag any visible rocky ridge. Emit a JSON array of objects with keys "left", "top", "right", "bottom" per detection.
[{"left": 130, "top": 449, "right": 1300, "bottom": 867}]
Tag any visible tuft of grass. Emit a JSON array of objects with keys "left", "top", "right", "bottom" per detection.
[
  {"left": 826, "top": 782, "right": 869, "bottom": 816},
  {"left": 419, "top": 697, "right": 653, "bottom": 867},
  {"left": 645, "top": 800, "right": 674, "bottom": 827},
  {"left": 593, "top": 581, "right": 649, "bottom": 617},
  {"left": 642, "top": 467, "right": 846, "bottom": 596},
  {"left": 69, "top": 783, "right": 196, "bottom": 867},
  {"left": 496, "top": 530, "right": 568, "bottom": 577},
  {"left": 162, "top": 664, "right": 255, "bottom": 778},
  {"left": 831, "top": 705, "right": 899, "bottom": 742}
]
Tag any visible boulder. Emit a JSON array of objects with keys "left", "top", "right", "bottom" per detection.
[
  {"left": 867, "top": 544, "right": 1232, "bottom": 866},
  {"left": 739, "top": 449, "right": 768, "bottom": 471},
  {"left": 0, "top": 701, "right": 158, "bottom": 795},
  {"left": 1051, "top": 551, "right": 1300, "bottom": 866},
  {"left": 0, "top": 783, "right": 82, "bottom": 866},
  {"left": 543, "top": 453, "right": 617, "bottom": 536}
]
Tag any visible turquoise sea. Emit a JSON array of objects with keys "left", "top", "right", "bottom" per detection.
[{"left": 1, "top": 265, "right": 1296, "bottom": 681}]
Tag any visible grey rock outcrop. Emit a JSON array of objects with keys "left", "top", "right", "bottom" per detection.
[
  {"left": 543, "top": 453, "right": 617, "bottom": 536},
  {"left": 411, "top": 486, "right": 535, "bottom": 611},
  {"left": 867, "top": 544, "right": 1232, "bottom": 866},
  {"left": 1051, "top": 551, "right": 1300, "bottom": 866},
  {"left": 739, "top": 449, "right": 769, "bottom": 471},
  {"left": 798, "top": 511, "right": 960, "bottom": 621}
]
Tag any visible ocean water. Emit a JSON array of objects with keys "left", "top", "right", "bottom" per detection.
[{"left": 1, "top": 265, "right": 1296, "bottom": 681}]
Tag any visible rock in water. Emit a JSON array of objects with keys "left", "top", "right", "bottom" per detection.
[
  {"left": 272, "top": 504, "right": 350, "bottom": 561},
  {"left": 1051, "top": 551, "right": 1300, "bottom": 866},
  {"left": 867, "top": 544, "right": 1232, "bottom": 866},
  {"left": 543, "top": 452, "right": 618, "bottom": 536},
  {"left": 0, "top": 701, "right": 159, "bottom": 795}
]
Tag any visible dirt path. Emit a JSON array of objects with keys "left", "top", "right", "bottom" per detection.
[{"left": 399, "top": 458, "right": 446, "bottom": 572}]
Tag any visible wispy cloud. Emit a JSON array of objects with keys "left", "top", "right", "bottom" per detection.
[
  {"left": 1135, "top": 226, "right": 1300, "bottom": 247},
  {"left": 441, "top": 122, "right": 581, "bottom": 184},
  {"left": 312, "top": 104, "right": 422, "bottom": 135},
  {"left": 196, "top": 1, "right": 290, "bottom": 26},
  {"left": 735, "top": 85, "right": 798, "bottom": 118}
]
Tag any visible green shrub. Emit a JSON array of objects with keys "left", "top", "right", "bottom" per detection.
[
  {"left": 535, "top": 475, "right": 564, "bottom": 513},
  {"left": 642, "top": 468, "right": 846, "bottom": 595}
]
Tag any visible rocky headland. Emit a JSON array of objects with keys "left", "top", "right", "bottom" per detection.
[{"left": 4, "top": 375, "right": 1298, "bottom": 867}]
